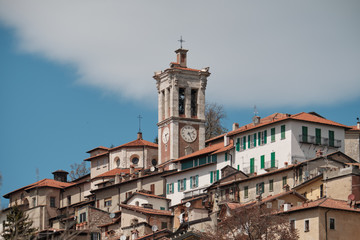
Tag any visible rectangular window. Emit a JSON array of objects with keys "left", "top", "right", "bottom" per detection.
[
  {"left": 160, "top": 207, "right": 165, "bottom": 210},
  {"left": 79, "top": 212, "right": 86, "bottom": 223},
  {"left": 256, "top": 182, "right": 265, "bottom": 195},
  {"left": 269, "top": 179, "right": 274, "bottom": 192},
  {"left": 302, "top": 126, "right": 308, "bottom": 142},
  {"left": 178, "top": 178, "right": 186, "bottom": 191},
  {"left": 210, "top": 170, "right": 220, "bottom": 183},
  {"left": 207, "top": 155, "right": 211, "bottom": 163},
  {"left": 271, "top": 128, "right": 276, "bottom": 142},
  {"left": 50, "top": 197, "right": 56, "bottom": 208},
  {"left": 190, "top": 175, "right": 199, "bottom": 189},
  {"left": 329, "top": 218, "right": 335, "bottom": 230},
  {"left": 191, "top": 89, "right": 197, "bottom": 117},
  {"left": 299, "top": 167, "right": 303, "bottom": 182},
  {"left": 316, "top": 128, "right": 321, "bottom": 145},
  {"left": 244, "top": 186, "right": 248, "bottom": 198},
  {"left": 250, "top": 158, "right": 255, "bottom": 173},
  {"left": 329, "top": 130, "right": 334, "bottom": 147},
  {"left": 260, "top": 155, "right": 265, "bottom": 169},
  {"left": 161, "top": 222, "right": 168, "bottom": 230},
  {"left": 194, "top": 158, "right": 198, "bottom": 167},
  {"left": 281, "top": 125, "right": 286, "bottom": 139},
  {"left": 104, "top": 198, "right": 112, "bottom": 206},
  {"left": 290, "top": 219, "right": 295, "bottom": 230},
  {"left": 304, "top": 219, "right": 309, "bottom": 232},
  {"left": 212, "top": 154, "right": 217, "bottom": 163},
  {"left": 320, "top": 184, "right": 324, "bottom": 198},
  {"left": 179, "top": 88, "right": 185, "bottom": 115},
  {"left": 181, "top": 160, "right": 194, "bottom": 170},
  {"left": 199, "top": 157, "right": 207, "bottom": 165},
  {"left": 67, "top": 196, "right": 71, "bottom": 206},
  {"left": 167, "top": 183, "right": 174, "bottom": 194},
  {"left": 271, "top": 152, "right": 276, "bottom": 168},
  {"left": 253, "top": 133, "right": 257, "bottom": 147},
  {"left": 282, "top": 176, "right": 287, "bottom": 187}
]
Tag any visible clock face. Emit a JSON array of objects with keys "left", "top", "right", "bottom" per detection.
[
  {"left": 162, "top": 127, "right": 170, "bottom": 144},
  {"left": 181, "top": 125, "right": 197, "bottom": 143}
]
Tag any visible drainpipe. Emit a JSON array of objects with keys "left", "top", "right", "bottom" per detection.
[{"left": 325, "top": 209, "right": 331, "bottom": 240}]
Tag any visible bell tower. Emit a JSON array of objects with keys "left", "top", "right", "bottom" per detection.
[{"left": 154, "top": 48, "right": 210, "bottom": 165}]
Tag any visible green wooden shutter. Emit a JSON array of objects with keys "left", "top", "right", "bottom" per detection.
[
  {"left": 237, "top": 165, "right": 239, "bottom": 170},
  {"left": 264, "top": 130, "right": 267, "bottom": 144},
  {"left": 271, "top": 152, "right": 275, "bottom": 168},
  {"left": 190, "top": 177, "right": 193, "bottom": 189},
  {"left": 166, "top": 184, "right": 169, "bottom": 194},
  {"left": 216, "top": 170, "right": 220, "bottom": 181},
  {"left": 302, "top": 126, "right": 308, "bottom": 142},
  {"left": 329, "top": 130, "right": 334, "bottom": 147},
  {"left": 258, "top": 132, "right": 261, "bottom": 145},
  {"left": 248, "top": 135, "right": 251, "bottom": 148},
  {"left": 236, "top": 138, "right": 240, "bottom": 151},
  {"left": 183, "top": 178, "right": 186, "bottom": 191},
  {"left": 225, "top": 153, "right": 228, "bottom": 161},
  {"left": 316, "top": 128, "right": 321, "bottom": 144},
  {"left": 196, "top": 175, "right": 199, "bottom": 187},
  {"left": 172, "top": 183, "right": 174, "bottom": 193},
  {"left": 261, "top": 155, "right": 265, "bottom": 169},
  {"left": 281, "top": 125, "right": 286, "bottom": 139},
  {"left": 178, "top": 180, "right": 180, "bottom": 192},
  {"left": 210, "top": 171, "right": 213, "bottom": 183},
  {"left": 250, "top": 158, "right": 255, "bottom": 173},
  {"left": 243, "top": 136, "right": 246, "bottom": 150},
  {"left": 253, "top": 133, "right": 257, "bottom": 147},
  {"left": 271, "top": 128, "right": 275, "bottom": 142}
]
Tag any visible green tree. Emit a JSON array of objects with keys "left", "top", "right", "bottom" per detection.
[
  {"left": 2, "top": 204, "right": 37, "bottom": 240},
  {"left": 205, "top": 102, "right": 228, "bottom": 140}
]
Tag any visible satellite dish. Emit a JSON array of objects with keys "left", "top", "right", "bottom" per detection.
[
  {"left": 150, "top": 166, "right": 155, "bottom": 172},
  {"left": 185, "top": 202, "right": 191, "bottom": 208},
  {"left": 120, "top": 235, "right": 126, "bottom": 240},
  {"left": 152, "top": 225, "right": 158, "bottom": 232},
  {"left": 109, "top": 213, "right": 115, "bottom": 219}
]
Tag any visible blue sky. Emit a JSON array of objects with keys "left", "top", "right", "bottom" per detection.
[{"left": 0, "top": 0, "right": 359, "bottom": 208}]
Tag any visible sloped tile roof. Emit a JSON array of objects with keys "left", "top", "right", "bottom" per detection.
[
  {"left": 111, "top": 138, "right": 158, "bottom": 150},
  {"left": 93, "top": 168, "right": 142, "bottom": 179},
  {"left": 123, "top": 191, "right": 170, "bottom": 204},
  {"left": 347, "top": 125, "right": 360, "bottom": 132},
  {"left": 228, "top": 112, "right": 349, "bottom": 137},
  {"left": 172, "top": 142, "right": 225, "bottom": 162},
  {"left": 84, "top": 151, "right": 109, "bottom": 161},
  {"left": 119, "top": 204, "right": 172, "bottom": 216},
  {"left": 86, "top": 146, "right": 109, "bottom": 153},
  {"left": 4, "top": 179, "right": 75, "bottom": 198},
  {"left": 286, "top": 198, "right": 360, "bottom": 213}
]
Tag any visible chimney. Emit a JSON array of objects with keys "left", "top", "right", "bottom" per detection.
[
  {"left": 137, "top": 132, "right": 143, "bottom": 140},
  {"left": 357, "top": 117, "right": 360, "bottom": 129},
  {"left": 175, "top": 48, "right": 188, "bottom": 68},
  {"left": 284, "top": 162, "right": 288, "bottom": 167},
  {"left": 224, "top": 135, "right": 229, "bottom": 146},
  {"left": 316, "top": 149, "right": 323, "bottom": 157},
  {"left": 115, "top": 173, "right": 121, "bottom": 184},
  {"left": 52, "top": 170, "right": 69, "bottom": 182},
  {"left": 232, "top": 123, "right": 239, "bottom": 131}
]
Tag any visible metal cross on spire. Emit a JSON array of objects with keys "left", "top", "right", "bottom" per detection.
[
  {"left": 178, "top": 36, "right": 185, "bottom": 49},
  {"left": 254, "top": 105, "right": 258, "bottom": 116},
  {"left": 137, "top": 115, "right": 143, "bottom": 132}
]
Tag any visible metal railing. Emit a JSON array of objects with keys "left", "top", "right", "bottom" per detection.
[
  {"left": 243, "top": 166, "right": 258, "bottom": 174},
  {"left": 299, "top": 135, "right": 342, "bottom": 148},
  {"left": 265, "top": 160, "right": 278, "bottom": 170},
  {"left": 183, "top": 186, "right": 208, "bottom": 199}
]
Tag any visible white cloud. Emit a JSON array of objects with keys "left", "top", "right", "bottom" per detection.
[{"left": 0, "top": 0, "right": 359, "bottom": 108}]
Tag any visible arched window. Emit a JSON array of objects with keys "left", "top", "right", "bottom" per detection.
[{"left": 114, "top": 157, "right": 120, "bottom": 168}]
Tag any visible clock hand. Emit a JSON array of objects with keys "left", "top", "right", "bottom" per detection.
[{"left": 187, "top": 132, "right": 193, "bottom": 141}]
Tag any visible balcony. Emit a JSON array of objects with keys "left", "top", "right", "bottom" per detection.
[
  {"left": 243, "top": 166, "right": 258, "bottom": 175},
  {"left": 264, "top": 160, "right": 278, "bottom": 171},
  {"left": 299, "top": 135, "right": 342, "bottom": 148},
  {"left": 183, "top": 186, "right": 208, "bottom": 199}
]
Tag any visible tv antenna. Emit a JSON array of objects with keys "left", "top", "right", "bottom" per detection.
[{"left": 137, "top": 115, "right": 142, "bottom": 132}]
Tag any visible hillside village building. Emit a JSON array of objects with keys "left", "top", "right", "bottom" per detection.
[{"left": 1, "top": 47, "right": 360, "bottom": 240}]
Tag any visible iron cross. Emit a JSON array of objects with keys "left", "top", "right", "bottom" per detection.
[
  {"left": 178, "top": 36, "right": 185, "bottom": 49},
  {"left": 137, "top": 115, "right": 143, "bottom": 132}
]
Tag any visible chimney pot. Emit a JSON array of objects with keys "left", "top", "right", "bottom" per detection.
[
  {"left": 137, "top": 132, "right": 143, "bottom": 140},
  {"left": 175, "top": 48, "right": 188, "bottom": 68},
  {"left": 232, "top": 123, "right": 239, "bottom": 131}
]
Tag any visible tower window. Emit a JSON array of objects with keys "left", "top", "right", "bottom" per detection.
[
  {"left": 191, "top": 89, "right": 197, "bottom": 117},
  {"left": 179, "top": 88, "right": 185, "bottom": 115}
]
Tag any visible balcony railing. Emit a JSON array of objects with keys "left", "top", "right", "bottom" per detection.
[
  {"left": 299, "top": 135, "right": 341, "bottom": 148},
  {"left": 183, "top": 186, "right": 208, "bottom": 199},
  {"left": 264, "top": 160, "right": 278, "bottom": 170},
  {"left": 243, "top": 166, "right": 258, "bottom": 174}
]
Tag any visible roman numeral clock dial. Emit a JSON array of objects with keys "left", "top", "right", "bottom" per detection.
[{"left": 180, "top": 125, "right": 197, "bottom": 143}]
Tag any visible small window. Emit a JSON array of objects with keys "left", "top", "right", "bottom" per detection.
[
  {"left": 104, "top": 198, "right": 112, "bottom": 206},
  {"left": 115, "top": 158, "right": 120, "bottom": 168},
  {"left": 190, "top": 175, "right": 198, "bottom": 189},
  {"left": 50, "top": 197, "right": 56, "bottom": 208},
  {"left": 32, "top": 197, "right": 36, "bottom": 207},
  {"left": 271, "top": 128, "right": 276, "bottom": 142},
  {"left": 160, "top": 207, "right": 165, "bottom": 210},
  {"left": 282, "top": 176, "right": 287, "bottom": 187},
  {"left": 320, "top": 184, "right": 324, "bottom": 198},
  {"left": 178, "top": 179, "right": 186, "bottom": 192},
  {"left": 167, "top": 183, "right": 175, "bottom": 194},
  {"left": 290, "top": 219, "right": 295, "bottom": 230},
  {"left": 304, "top": 219, "right": 309, "bottom": 232},
  {"left": 132, "top": 157, "right": 139, "bottom": 165},
  {"left": 91, "top": 233, "right": 100, "bottom": 240},
  {"left": 161, "top": 221, "right": 168, "bottom": 229},
  {"left": 269, "top": 179, "right": 274, "bottom": 192},
  {"left": 244, "top": 186, "right": 248, "bottom": 199},
  {"left": 329, "top": 218, "right": 335, "bottom": 230},
  {"left": 79, "top": 212, "right": 87, "bottom": 223}
]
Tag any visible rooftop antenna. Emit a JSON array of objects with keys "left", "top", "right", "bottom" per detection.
[
  {"left": 137, "top": 115, "right": 142, "bottom": 132},
  {"left": 178, "top": 36, "right": 185, "bottom": 49}
]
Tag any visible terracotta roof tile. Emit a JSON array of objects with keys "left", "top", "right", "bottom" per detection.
[
  {"left": 228, "top": 112, "right": 349, "bottom": 137},
  {"left": 172, "top": 142, "right": 225, "bottom": 162},
  {"left": 347, "top": 125, "right": 360, "bottom": 131},
  {"left": 84, "top": 151, "right": 109, "bottom": 161},
  {"left": 93, "top": 168, "right": 142, "bottom": 179},
  {"left": 119, "top": 204, "right": 172, "bottom": 216},
  {"left": 211, "top": 140, "right": 234, "bottom": 155},
  {"left": 286, "top": 198, "right": 360, "bottom": 213},
  {"left": 111, "top": 139, "right": 158, "bottom": 150},
  {"left": 86, "top": 146, "right": 109, "bottom": 153}
]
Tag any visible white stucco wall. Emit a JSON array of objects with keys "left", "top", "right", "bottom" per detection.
[{"left": 127, "top": 195, "right": 169, "bottom": 210}]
